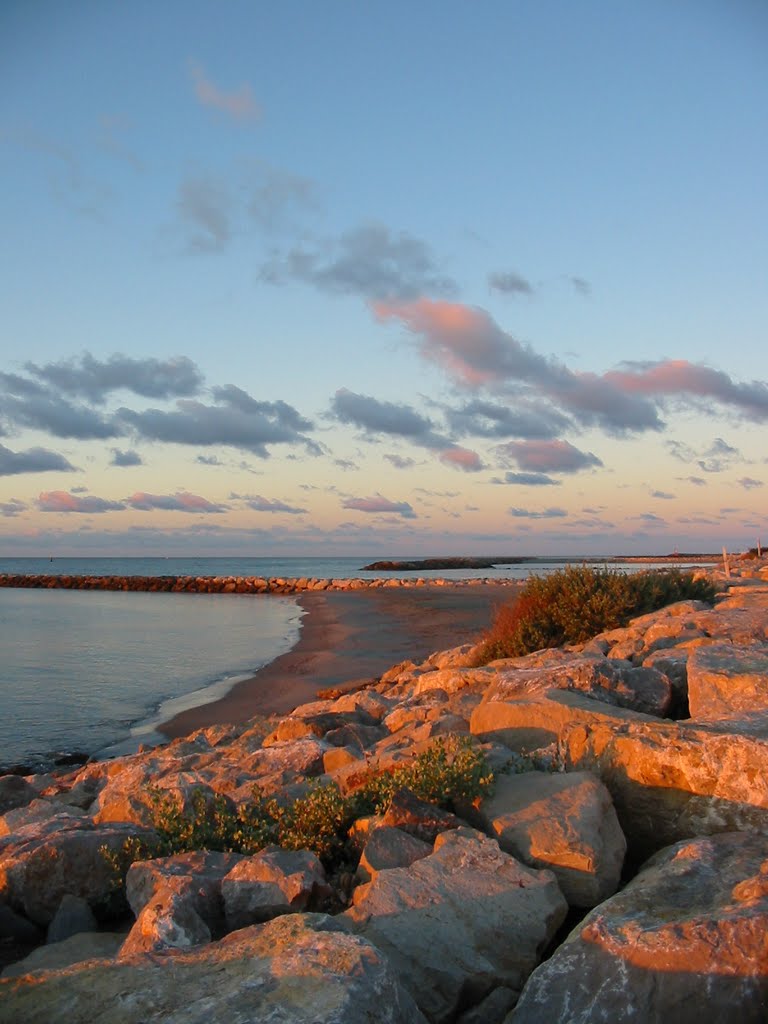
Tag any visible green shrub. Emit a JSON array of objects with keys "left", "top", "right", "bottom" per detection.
[
  {"left": 474, "top": 566, "right": 715, "bottom": 664},
  {"left": 101, "top": 735, "right": 494, "bottom": 892}
]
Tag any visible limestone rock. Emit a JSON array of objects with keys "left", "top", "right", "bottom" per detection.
[
  {"left": 380, "top": 787, "right": 463, "bottom": 844},
  {"left": 125, "top": 850, "right": 242, "bottom": 930},
  {"left": 221, "top": 846, "right": 331, "bottom": 930},
  {"left": 687, "top": 642, "right": 768, "bottom": 721},
  {"left": 466, "top": 770, "right": 626, "bottom": 907},
  {"left": 510, "top": 832, "right": 768, "bottom": 1024},
  {"left": 356, "top": 826, "right": 432, "bottom": 882},
  {"left": 46, "top": 895, "right": 97, "bottom": 944},
  {"left": 0, "top": 818, "right": 156, "bottom": 926},
  {"left": 0, "top": 776, "right": 37, "bottom": 816},
  {"left": 120, "top": 890, "right": 211, "bottom": 956},
  {"left": 0, "top": 913, "right": 427, "bottom": 1024},
  {"left": 343, "top": 827, "right": 567, "bottom": 1023},
  {"left": 2, "top": 931, "right": 125, "bottom": 979}
]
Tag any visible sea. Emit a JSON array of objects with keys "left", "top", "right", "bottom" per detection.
[{"left": 0, "top": 555, "right": 710, "bottom": 772}]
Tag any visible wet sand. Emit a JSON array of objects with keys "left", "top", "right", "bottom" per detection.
[{"left": 158, "top": 583, "right": 520, "bottom": 739}]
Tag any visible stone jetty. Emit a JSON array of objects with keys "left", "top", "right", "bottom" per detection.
[
  {"left": 2, "top": 557, "right": 768, "bottom": 1022},
  {"left": 0, "top": 572, "right": 519, "bottom": 595}
]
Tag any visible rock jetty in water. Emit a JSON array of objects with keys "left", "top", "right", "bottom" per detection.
[{"left": 2, "top": 556, "right": 768, "bottom": 1022}]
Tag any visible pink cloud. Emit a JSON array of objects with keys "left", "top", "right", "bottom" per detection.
[
  {"left": 498, "top": 439, "right": 602, "bottom": 474},
  {"left": 38, "top": 491, "right": 126, "bottom": 513},
  {"left": 439, "top": 447, "right": 484, "bottom": 472},
  {"left": 342, "top": 495, "right": 416, "bottom": 518},
  {"left": 190, "top": 63, "right": 261, "bottom": 121}
]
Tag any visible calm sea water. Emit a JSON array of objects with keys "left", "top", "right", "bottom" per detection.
[{"left": 0, "top": 555, "right": 711, "bottom": 771}]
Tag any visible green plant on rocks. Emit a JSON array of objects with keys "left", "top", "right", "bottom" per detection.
[
  {"left": 101, "top": 735, "right": 494, "bottom": 896},
  {"left": 474, "top": 566, "right": 716, "bottom": 664}
]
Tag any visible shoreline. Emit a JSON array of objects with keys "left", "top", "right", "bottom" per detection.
[{"left": 157, "top": 583, "right": 520, "bottom": 741}]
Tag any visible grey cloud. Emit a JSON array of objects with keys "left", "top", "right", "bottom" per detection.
[
  {"left": 0, "top": 498, "right": 27, "bottom": 517},
  {"left": 684, "top": 476, "right": 707, "bottom": 486},
  {"left": 698, "top": 438, "right": 740, "bottom": 473},
  {"left": 738, "top": 477, "right": 763, "bottom": 490},
  {"left": 110, "top": 448, "right": 143, "bottom": 467},
  {"left": 244, "top": 495, "right": 307, "bottom": 514},
  {"left": 125, "top": 491, "right": 229, "bottom": 513},
  {"left": 261, "top": 224, "right": 455, "bottom": 301},
  {"left": 569, "top": 276, "right": 591, "bottom": 296},
  {"left": 508, "top": 507, "right": 568, "bottom": 519},
  {"left": 445, "top": 399, "right": 570, "bottom": 439},
  {"left": 650, "top": 490, "right": 675, "bottom": 499},
  {"left": 636, "top": 513, "right": 666, "bottom": 523},
  {"left": 501, "top": 472, "right": 560, "bottom": 486},
  {"left": 177, "top": 177, "right": 232, "bottom": 251},
  {"left": 332, "top": 388, "right": 440, "bottom": 442},
  {"left": 118, "top": 390, "right": 316, "bottom": 458},
  {"left": 196, "top": 455, "right": 223, "bottom": 466},
  {"left": 0, "top": 444, "right": 76, "bottom": 476},
  {"left": 246, "top": 164, "right": 316, "bottom": 230},
  {"left": 497, "top": 439, "right": 602, "bottom": 474},
  {"left": 488, "top": 271, "right": 534, "bottom": 296},
  {"left": 334, "top": 458, "right": 359, "bottom": 471},
  {"left": 384, "top": 453, "right": 416, "bottom": 469},
  {"left": 0, "top": 387, "right": 118, "bottom": 440},
  {"left": 26, "top": 353, "right": 203, "bottom": 403}
]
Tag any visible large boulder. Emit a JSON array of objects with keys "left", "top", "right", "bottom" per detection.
[
  {"left": 221, "top": 845, "right": 331, "bottom": 930},
  {"left": 509, "top": 832, "right": 768, "bottom": 1024},
  {"left": 0, "top": 913, "right": 427, "bottom": 1024},
  {"left": 343, "top": 827, "right": 567, "bottom": 1023},
  {"left": 0, "top": 818, "right": 156, "bottom": 926},
  {"left": 687, "top": 642, "right": 768, "bottom": 721},
  {"left": 465, "top": 770, "right": 626, "bottom": 907}
]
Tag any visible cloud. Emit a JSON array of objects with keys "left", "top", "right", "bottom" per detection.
[
  {"left": 117, "top": 388, "right": 316, "bottom": 458},
  {"left": 373, "top": 298, "right": 662, "bottom": 434},
  {"left": 0, "top": 444, "right": 76, "bottom": 476},
  {"left": 24, "top": 353, "right": 203, "bottom": 403},
  {"left": 497, "top": 439, "right": 602, "bottom": 474},
  {"left": 125, "top": 491, "right": 229, "bottom": 513},
  {"left": 650, "top": 489, "right": 675, "bottom": 499},
  {"left": 738, "top": 477, "right": 763, "bottom": 490},
  {"left": 332, "top": 388, "right": 438, "bottom": 441},
  {"left": 196, "top": 454, "right": 223, "bottom": 466},
  {"left": 445, "top": 399, "right": 569, "bottom": 440},
  {"left": 384, "top": 453, "right": 416, "bottom": 469},
  {"left": 697, "top": 438, "right": 740, "bottom": 473},
  {"left": 635, "top": 512, "right": 666, "bottom": 523},
  {"left": 38, "top": 491, "right": 126, "bottom": 513},
  {"left": 606, "top": 360, "right": 768, "bottom": 422},
  {"left": 488, "top": 271, "right": 533, "bottom": 296},
  {"left": 508, "top": 507, "right": 568, "bottom": 519},
  {"left": 190, "top": 62, "right": 261, "bottom": 121},
  {"left": 334, "top": 458, "right": 359, "bottom": 471},
  {"left": 262, "top": 224, "right": 455, "bottom": 301},
  {"left": 243, "top": 495, "right": 307, "bottom": 514},
  {"left": 177, "top": 177, "right": 232, "bottom": 251},
  {"left": 439, "top": 447, "right": 484, "bottom": 472},
  {"left": 342, "top": 495, "right": 417, "bottom": 518},
  {"left": 246, "top": 163, "right": 316, "bottom": 231},
  {"left": 0, "top": 384, "right": 119, "bottom": 440},
  {"left": 569, "top": 276, "right": 591, "bottom": 296},
  {"left": 684, "top": 476, "right": 707, "bottom": 486},
  {"left": 0, "top": 498, "right": 27, "bottom": 517},
  {"left": 110, "top": 448, "right": 142, "bottom": 467},
  {"left": 499, "top": 472, "right": 560, "bottom": 486}
]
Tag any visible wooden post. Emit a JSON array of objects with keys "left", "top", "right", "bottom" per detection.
[
  {"left": 722, "top": 546, "right": 730, "bottom": 578},
  {"left": 758, "top": 538, "right": 762, "bottom": 558}
]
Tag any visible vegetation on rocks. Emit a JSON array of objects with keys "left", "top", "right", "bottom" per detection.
[
  {"left": 102, "top": 735, "right": 494, "bottom": 891},
  {"left": 474, "top": 566, "right": 716, "bottom": 663}
]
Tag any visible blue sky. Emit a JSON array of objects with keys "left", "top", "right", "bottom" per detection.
[{"left": 1, "top": 0, "right": 766, "bottom": 556}]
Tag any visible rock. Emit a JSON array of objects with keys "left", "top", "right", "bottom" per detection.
[
  {"left": 356, "top": 826, "right": 432, "bottom": 883},
  {"left": 46, "top": 895, "right": 97, "bottom": 944},
  {"left": 509, "top": 832, "right": 768, "bottom": 1024},
  {"left": 0, "top": 799, "right": 86, "bottom": 838},
  {"left": 0, "top": 819, "right": 156, "bottom": 926},
  {"left": 1, "top": 913, "right": 427, "bottom": 1024},
  {"left": 0, "top": 776, "right": 37, "bottom": 816},
  {"left": 120, "top": 890, "right": 212, "bottom": 956},
  {"left": 687, "top": 642, "right": 768, "bottom": 721},
  {"left": 221, "top": 846, "right": 331, "bottom": 930},
  {"left": 2, "top": 931, "right": 125, "bottom": 979},
  {"left": 343, "top": 827, "right": 567, "bottom": 1023},
  {"left": 380, "top": 787, "right": 463, "bottom": 844},
  {"left": 465, "top": 770, "right": 626, "bottom": 907},
  {"left": 0, "top": 902, "right": 43, "bottom": 945}
]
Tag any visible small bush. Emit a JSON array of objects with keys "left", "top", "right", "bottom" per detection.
[
  {"left": 474, "top": 566, "right": 716, "bottom": 664},
  {"left": 101, "top": 735, "right": 493, "bottom": 892}
]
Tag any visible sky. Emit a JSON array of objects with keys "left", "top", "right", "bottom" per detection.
[{"left": 1, "top": 0, "right": 766, "bottom": 558}]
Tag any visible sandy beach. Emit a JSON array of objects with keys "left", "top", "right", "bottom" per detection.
[{"left": 158, "top": 583, "right": 519, "bottom": 739}]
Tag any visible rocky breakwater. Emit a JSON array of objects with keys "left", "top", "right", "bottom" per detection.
[
  {"left": 0, "top": 573, "right": 519, "bottom": 595},
  {"left": 2, "top": 560, "right": 768, "bottom": 1022}
]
